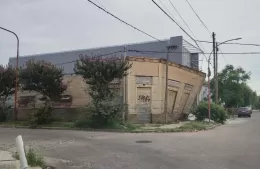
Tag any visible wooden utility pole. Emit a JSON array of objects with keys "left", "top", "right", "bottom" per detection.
[
  {"left": 212, "top": 32, "right": 217, "bottom": 103},
  {"left": 164, "top": 47, "right": 170, "bottom": 124},
  {"left": 122, "top": 46, "right": 127, "bottom": 123},
  {"left": 216, "top": 43, "right": 219, "bottom": 104},
  {"left": 207, "top": 58, "right": 211, "bottom": 122}
]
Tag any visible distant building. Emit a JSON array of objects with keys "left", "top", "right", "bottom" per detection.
[
  {"left": 9, "top": 36, "right": 200, "bottom": 73},
  {"left": 197, "top": 84, "right": 213, "bottom": 104}
]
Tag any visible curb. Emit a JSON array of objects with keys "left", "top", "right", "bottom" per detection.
[
  {"left": 0, "top": 125, "right": 128, "bottom": 133},
  {"left": 0, "top": 123, "right": 223, "bottom": 133}
]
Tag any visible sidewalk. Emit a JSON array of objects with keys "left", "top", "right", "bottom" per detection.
[{"left": 0, "top": 150, "right": 41, "bottom": 169}]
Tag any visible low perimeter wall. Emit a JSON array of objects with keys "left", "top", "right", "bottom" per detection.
[{"left": 16, "top": 108, "right": 82, "bottom": 122}]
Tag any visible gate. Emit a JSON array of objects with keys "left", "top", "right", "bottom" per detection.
[{"left": 136, "top": 87, "right": 151, "bottom": 123}]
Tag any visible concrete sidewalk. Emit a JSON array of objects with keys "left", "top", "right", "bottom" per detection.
[{"left": 0, "top": 150, "right": 41, "bottom": 169}]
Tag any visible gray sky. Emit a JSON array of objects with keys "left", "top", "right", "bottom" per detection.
[{"left": 1, "top": 0, "right": 260, "bottom": 92}]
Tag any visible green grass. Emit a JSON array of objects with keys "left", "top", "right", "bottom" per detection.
[
  {"left": 131, "top": 121, "right": 217, "bottom": 133},
  {"left": 0, "top": 121, "right": 29, "bottom": 126},
  {"left": 0, "top": 121, "right": 74, "bottom": 128},
  {"left": 13, "top": 148, "right": 45, "bottom": 167}
]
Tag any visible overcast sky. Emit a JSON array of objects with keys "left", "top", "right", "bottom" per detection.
[{"left": 1, "top": 0, "right": 260, "bottom": 92}]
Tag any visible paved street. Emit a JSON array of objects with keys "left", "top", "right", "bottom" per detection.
[{"left": 1, "top": 113, "right": 260, "bottom": 169}]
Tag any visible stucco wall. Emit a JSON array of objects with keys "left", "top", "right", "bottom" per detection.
[
  {"left": 15, "top": 56, "right": 205, "bottom": 123},
  {"left": 126, "top": 57, "right": 205, "bottom": 123}
]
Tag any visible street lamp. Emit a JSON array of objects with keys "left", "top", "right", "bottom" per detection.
[
  {"left": 0, "top": 27, "right": 20, "bottom": 122},
  {"left": 218, "top": 38, "right": 242, "bottom": 46},
  {"left": 215, "top": 37, "right": 242, "bottom": 104}
]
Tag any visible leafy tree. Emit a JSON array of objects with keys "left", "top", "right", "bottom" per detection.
[
  {"left": 19, "top": 60, "right": 67, "bottom": 126},
  {"left": 211, "top": 65, "right": 251, "bottom": 107},
  {"left": 20, "top": 60, "right": 67, "bottom": 102},
  {"left": 0, "top": 65, "right": 16, "bottom": 121},
  {"left": 255, "top": 96, "right": 260, "bottom": 109},
  {"left": 74, "top": 56, "right": 131, "bottom": 127}
]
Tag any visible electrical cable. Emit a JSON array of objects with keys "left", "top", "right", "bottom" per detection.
[
  {"left": 85, "top": 0, "right": 166, "bottom": 45},
  {"left": 54, "top": 49, "right": 260, "bottom": 67},
  {"left": 55, "top": 50, "right": 124, "bottom": 65},
  {"left": 151, "top": 0, "right": 207, "bottom": 62},
  {"left": 185, "top": 0, "right": 210, "bottom": 34},
  {"left": 168, "top": 0, "right": 197, "bottom": 39},
  {"left": 196, "top": 40, "right": 260, "bottom": 47}
]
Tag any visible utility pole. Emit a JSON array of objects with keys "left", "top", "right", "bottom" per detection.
[
  {"left": 164, "top": 47, "right": 170, "bottom": 124},
  {"left": 207, "top": 58, "right": 211, "bottom": 122},
  {"left": 122, "top": 46, "right": 127, "bottom": 123},
  {"left": 212, "top": 32, "right": 216, "bottom": 103},
  {"left": 216, "top": 43, "right": 219, "bottom": 104}
]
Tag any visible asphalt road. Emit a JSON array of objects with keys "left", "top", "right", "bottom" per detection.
[{"left": 0, "top": 112, "right": 260, "bottom": 169}]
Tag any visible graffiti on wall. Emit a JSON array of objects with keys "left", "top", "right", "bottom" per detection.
[{"left": 138, "top": 95, "right": 151, "bottom": 102}]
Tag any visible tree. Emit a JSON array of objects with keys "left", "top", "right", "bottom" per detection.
[
  {"left": 20, "top": 60, "right": 67, "bottom": 102},
  {"left": 19, "top": 60, "right": 68, "bottom": 126},
  {"left": 74, "top": 55, "right": 132, "bottom": 127},
  {"left": 0, "top": 65, "right": 16, "bottom": 121},
  {"left": 211, "top": 65, "right": 251, "bottom": 107}
]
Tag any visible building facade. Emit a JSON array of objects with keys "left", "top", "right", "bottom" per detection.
[
  {"left": 12, "top": 56, "right": 205, "bottom": 123},
  {"left": 126, "top": 57, "right": 205, "bottom": 123},
  {"left": 8, "top": 36, "right": 204, "bottom": 123}
]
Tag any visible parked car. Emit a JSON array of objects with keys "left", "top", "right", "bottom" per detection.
[{"left": 237, "top": 107, "right": 252, "bottom": 117}]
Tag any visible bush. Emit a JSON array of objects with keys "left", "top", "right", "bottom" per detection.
[
  {"left": 74, "top": 100, "right": 123, "bottom": 128},
  {"left": 0, "top": 105, "right": 12, "bottom": 122},
  {"left": 192, "top": 101, "right": 228, "bottom": 123},
  {"left": 29, "top": 105, "right": 53, "bottom": 127}
]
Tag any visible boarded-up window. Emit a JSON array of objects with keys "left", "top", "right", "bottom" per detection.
[
  {"left": 184, "top": 84, "right": 193, "bottom": 91},
  {"left": 168, "top": 79, "right": 180, "bottom": 88},
  {"left": 136, "top": 76, "right": 152, "bottom": 85}
]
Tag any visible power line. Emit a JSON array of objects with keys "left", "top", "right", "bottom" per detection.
[
  {"left": 54, "top": 49, "right": 260, "bottom": 67},
  {"left": 151, "top": 0, "right": 207, "bottom": 62},
  {"left": 85, "top": 0, "right": 166, "bottom": 45},
  {"left": 167, "top": 0, "right": 197, "bottom": 39},
  {"left": 196, "top": 40, "right": 260, "bottom": 47},
  {"left": 55, "top": 50, "right": 124, "bottom": 65},
  {"left": 158, "top": 0, "right": 179, "bottom": 23},
  {"left": 185, "top": 0, "right": 210, "bottom": 34},
  {"left": 129, "top": 50, "right": 260, "bottom": 55}
]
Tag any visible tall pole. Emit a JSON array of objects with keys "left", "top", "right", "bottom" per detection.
[
  {"left": 212, "top": 32, "right": 216, "bottom": 103},
  {"left": 208, "top": 59, "right": 211, "bottom": 122},
  {"left": 216, "top": 43, "right": 219, "bottom": 104},
  {"left": 122, "top": 46, "right": 127, "bottom": 123},
  {"left": 164, "top": 47, "right": 170, "bottom": 124},
  {"left": 0, "top": 27, "right": 19, "bottom": 122}
]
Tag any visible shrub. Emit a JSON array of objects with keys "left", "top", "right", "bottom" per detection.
[
  {"left": 192, "top": 101, "right": 228, "bottom": 123},
  {"left": 28, "top": 106, "right": 53, "bottom": 127},
  {"left": 0, "top": 105, "right": 12, "bottom": 122},
  {"left": 74, "top": 100, "right": 123, "bottom": 128},
  {"left": 13, "top": 148, "right": 45, "bottom": 167}
]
